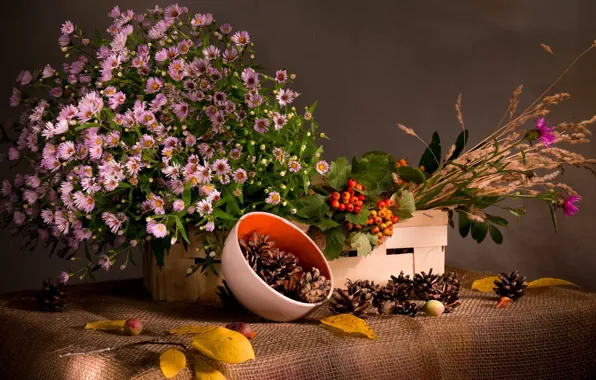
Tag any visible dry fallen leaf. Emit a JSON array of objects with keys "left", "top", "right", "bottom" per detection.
[
  {"left": 160, "top": 348, "right": 187, "bottom": 379},
  {"left": 496, "top": 297, "right": 513, "bottom": 309},
  {"left": 319, "top": 314, "right": 377, "bottom": 339},
  {"left": 528, "top": 278, "right": 578, "bottom": 288},
  {"left": 470, "top": 276, "right": 500, "bottom": 292},
  {"left": 541, "top": 43, "right": 554, "bottom": 55},
  {"left": 170, "top": 325, "right": 217, "bottom": 335},
  {"left": 84, "top": 320, "right": 126, "bottom": 331},
  {"left": 195, "top": 359, "right": 227, "bottom": 380},
  {"left": 191, "top": 327, "right": 255, "bottom": 364}
]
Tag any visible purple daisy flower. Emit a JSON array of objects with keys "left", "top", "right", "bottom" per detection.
[
  {"left": 535, "top": 118, "right": 557, "bottom": 147},
  {"left": 253, "top": 118, "right": 270, "bottom": 134},
  {"left": 562, "top": 195, "right": 579, "bottom": 216}
]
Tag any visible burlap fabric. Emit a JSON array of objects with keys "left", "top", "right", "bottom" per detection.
[{"left": 0, "top": 267, "right": 595, "bottom": 380}]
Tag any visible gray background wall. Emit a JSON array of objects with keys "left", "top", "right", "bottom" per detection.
[{"left": 0, "top": 0, "right": 594, "bottom": 293}]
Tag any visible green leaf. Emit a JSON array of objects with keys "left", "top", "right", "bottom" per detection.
[
  {"left": 75, "top": 122, "right": 102, "bottom": 132},
  {"left": 395, "top": 166, "right": 426, "bottom": 184},
  {"left": 520, "top": 147, "right": 526, "bottom": 165},
  {"left": 182, "top": 182, "right": 191, "bottom": 206},
  {"left": 212, "top": 208, "right": 238, "bottom": 222},
  {"left": 471, "top": 222, "right": 489, "bottom": 243},
  {"left": 327, "top": 157, "right": 352, "bottom": 189},
  {"left": 418, "top": 131, "right": 441, "bottom": 174},
  {"left": 313, "top": 218, "right": 340, "bottom": 231},
  {"left": 506, "top": 207, "right": 526, "bottom": 217},
  {"left": 345, "top": 211, "right": 369, "bottom": 226},
  {"left": 175, "top": 216, "right": 190, "bottom": 244},
  {"left": 294, "top": 194, "right": 330, "bottom": 220},
  {"left": 151, "top": 238, "right": 171, "bottom": 268},
  {"left": 458, "top": 212, "right": 471, "bottom": 238},
  {"left": 350, "top": 232, "right": 373, "bottom": 256},
  {"left": 486, "top": 214, "right": 508, "bottom": 226},
  {"left": 367, "top": 233, "right": 379, "bottom": 247},
  {"left": 489, "top": 225, "right": 503, "bottom": 244},
  {"left": 548, "top": 201, "right": 558, "bottom": 232},
  {"left": 351, "top": 152, "right": 396, "bottom": 193},
  {"left": 447, "top": 129, "right": 469, "bottom": 160},
  {"left": 324, "top": 227, "right": 347, "bottom": 260},
  {"left": 393, "top": 190, "right": 416, "bottom": 219}
]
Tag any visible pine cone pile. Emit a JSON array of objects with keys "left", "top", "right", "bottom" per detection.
[
  {"left": 493, "top": 270, "right": 528, "bottom": 300},
  {"left": 413, "top": 269, "right": 460, "bottom": 312},
  {"left": 34, "top": 278, "right": 67, "bottom": 312},
  {"left": 239, "top": 232, "right": 331, "bottom": 304}
]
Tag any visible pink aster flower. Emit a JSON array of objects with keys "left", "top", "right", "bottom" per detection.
[
  {"left": 13, "top": 211, "right": 26, "bottom": 225},
  {"left": 73, "top": 191, "right": 95, "bottom": 213},
  {"left": 241, "top": 68, "right": 259, "bottom": 88},
  {"left": 288, "top": 160, "right": 302, "bottom": 173},
  {"left": 1, "top": 180, "right": 12, "bottom": 197},
  {"left": 213, "top": 158, "right": 231, "bottom": 175},
  {"left": 164, "top": 3, "right": 187, "bottom": 21},
  {"left": 42, "top": 64, "right": 54, "bottom": 78},
  {"left": 272, "top": 112, "right": 288, "bottom": 130},
  {"left": 265, "top": 191, "right": 281, "bottom": 205},
  {"left": 535, "top": 118, "right": 557, "bottom": 147},
  {"left": 219, "top": 23, "right": 232, "bottom": 34},
  {"left": 17, "top": 70, "right": 32, "bottom": 86},
  {"left": 61, "top": 21, "right": 75, "bottom": 35},
  {"left": 222, "top": 48, "right": 239, "bottom": 63},
  {"left": 173, "top": 102, "right": 189, "bottom": 120},
  {"left": 232, "top": 168, "right": 248, "bottom": 184},
  {"left": 231, "top": 31, "right": 250, "bottom": 46},
  {"left": 203, "top": 45, "right": 220, "bottom": 61},
  {"left": 146, "top": 77, "right": 163, "bottom": 93},
  {"left": 97, "top": 254, "right": 111, "bottom": 271},
  {"left": 191, "top": 13, "right": 213, "bottom": 27},
  {"left": 57, "top": 141, "right": 76, "bottom": 160},
  {"left": 316, "top": 160, "right": 330, "bottom": 175},
  {"left": 8, "top": 147, "right": 20, "bottom": 160},
  {"left": 276, "top": 88, "right": 296, "bottom": 106},
  {"left": 148, "top": 220, "right": 168, "bottom": 238},
  {"left": 109, "top": 92, "right": 126, "bottom": 109},
  {"left": 102, "top": 212, "right": 124, "bottom": 233},
  {"left": 562, "top": 195, "right": 580, "bottom": 216},
  {"left": 58, "top": 272, "right": 70, "bottom": 284},
  {"left": 9, "top": 88, "right": 21, "bottom": 107},
  {"left": 196, "top": 199, "right": 213, "bottom": 216},
  {"left": 275, "top": 70, "right": 288, "bottom": 83},
  {"left": 253, "top": 118, "right": 270, "bottom": 134},
  {"left": 172, "top": 199, "right": 185, "bottom": 212}
]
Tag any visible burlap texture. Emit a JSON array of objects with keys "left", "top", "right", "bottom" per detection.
[{"left": 0, "top": 267, "right": 595, "bottom": 380}]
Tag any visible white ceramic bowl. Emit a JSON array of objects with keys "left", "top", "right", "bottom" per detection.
[{"left": 221, "top": 212, "right": 333, "bottom": 322}]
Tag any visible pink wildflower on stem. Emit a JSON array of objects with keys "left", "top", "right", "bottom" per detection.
[
  {"left": 562, "top": 195, "right": 580, "bottom": 216},
  {"left": 535, "top": 118, "right": 557, "bottom": 147}
]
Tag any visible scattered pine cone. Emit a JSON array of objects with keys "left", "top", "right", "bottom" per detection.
[
  {"left": 493, "top": 271, "right": 528, "bottom": 300},
  {"left": 34, "top": 278, "right": 67, "bottom": 312},
  {"left": 380, "top": 300, "right": 419, "bottom": 317},
  {"left": 297, "top": 268, "right": 331, "bottom": 303},
  {"left": 413, "top": 269, "right": 461, "bottom": 313},
  {"left": 329, "top": 279, "right": 379, "bottom": 317}
]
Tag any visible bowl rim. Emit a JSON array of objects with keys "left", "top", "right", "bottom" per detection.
[{"left": 229, "top": 211, "right": 334, "bottom": 308}]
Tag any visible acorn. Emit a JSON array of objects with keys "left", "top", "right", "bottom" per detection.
[
  {"left": 225, "top": 322, "right": 256, "bottom": 339},
  {"left": 124, "top": 318, "right": 143, "bottom": 336},
  {"left": 423, "top": 300, "right": 445, "bottom": 316}
]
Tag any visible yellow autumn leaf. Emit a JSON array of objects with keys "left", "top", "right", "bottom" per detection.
[
  {"left": 170, "top": 325, "right": 217, "bottom": 335},
  {"left": 191, "top": 327, "right": 255, "bottom": 364},
  {"left": 528, "top": 278, "right": 578, "bottom": 288},
  {"left": 160, "top": 348, "right": 187, "bottom": 379},
  {"left": 470, "top": 276, "right": 500, "bottom": 292},
  {"left": 195, "top": 359, "right": 227, "bottom": 380},
  {"left": 319, "top": 314, "right": 377, "bottom": 340},
  {"left": 84, "top": 320, "right": 126, "bottom": 330}
]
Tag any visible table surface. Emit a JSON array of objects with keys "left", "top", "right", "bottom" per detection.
[{"left": 1, "top": 267, "right": 595, "bottom": 380}]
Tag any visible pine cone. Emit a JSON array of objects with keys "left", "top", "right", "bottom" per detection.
[
  {"left": 239, "top": 231, "right": 275, "bottom": 271},
  {"left": 375, "top": 271, "right": 414, "bottom": 308},
  {"left": 258, "top": 248, "right": 301, "bottom": 292},
  {"left": 34, "top": 278, "right": 67, "bottom": 312},
  {"left": 493, "top": 270, "right": 528, "bottom": 300},
  {"left": 297, "top": 268, "right": 331, "bottom": 303},
  {"left": 414, "top": 270, "right": 461, "bottom": 313},
  {"left": 413, "top": 269, "right": 440, "bottom": 299},
  {"left": 380, "top": 300, "right": 419, "bottom": 317},
  {"left": 329, "top": 279, "right": 379, "bottom": 316}
]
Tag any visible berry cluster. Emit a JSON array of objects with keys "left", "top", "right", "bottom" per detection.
[
  {"left": 329, "top": 178, "right": 366, "bottom": 214},
  {"left": 366, "top": 199, "right": 398, "bottom": 241}
]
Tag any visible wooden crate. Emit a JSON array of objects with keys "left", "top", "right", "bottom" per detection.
[
  {"left": 143, "top": 210, "right": 447, "bottom": 302},
  {"left": 143, "top": 237, "right": 223, "bottom": 303},
  {"left": 327, "top": 210, "right": 448, "bottom": 286}
]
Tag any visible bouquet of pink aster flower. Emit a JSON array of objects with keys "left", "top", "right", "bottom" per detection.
[{"left": 0, "top": 4, "right": 329, "bottom": 280}]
